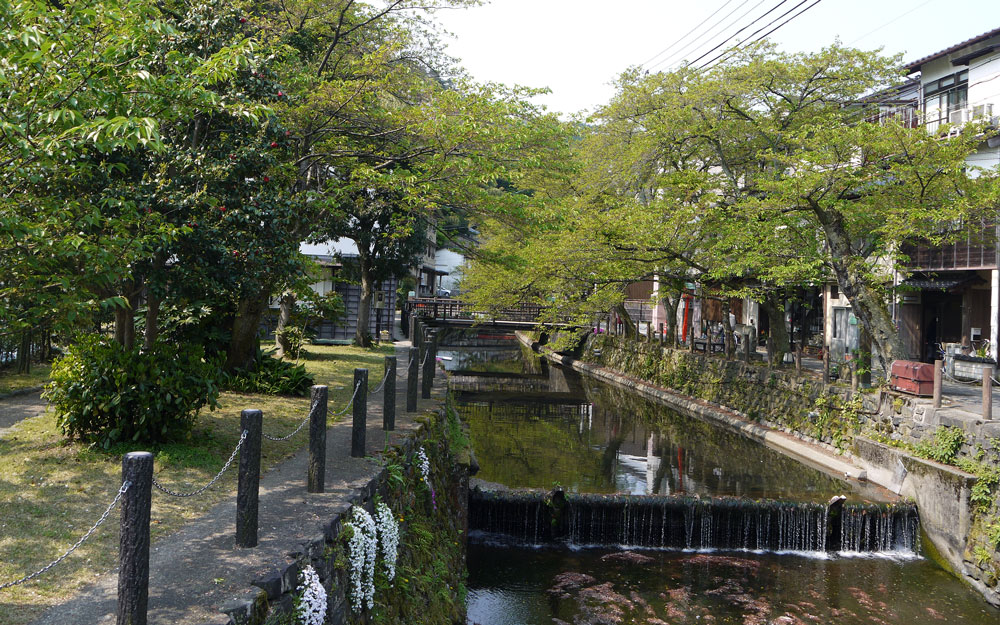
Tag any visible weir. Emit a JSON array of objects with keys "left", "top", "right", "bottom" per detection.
[{"left": 469, "top": 487, "right": 920, "bottom": 554}]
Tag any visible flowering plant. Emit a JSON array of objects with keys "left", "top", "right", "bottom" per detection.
[
  {"left": 296, "top": 565, "right": 327, "bottom": 625},
  {"left": 375, "top": 501, "right": 399, "bottom": 581},
  {"left": 345, "top": 506, "right": 377, "bottom": 612},
  {"left": 416, "top": 447, "right": 437, "bottom": 510}
]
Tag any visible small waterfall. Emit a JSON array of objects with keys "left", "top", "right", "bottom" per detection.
[{"left": 469, "top": 488, "right": 920, "bottom": 555}]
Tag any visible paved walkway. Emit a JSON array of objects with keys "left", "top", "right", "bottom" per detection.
[
  {"left": 0, "top": 389, "right": 46, "bottom": 436},
  {"left": 29, "top": 343, "right": 445, "bottom": 625}
]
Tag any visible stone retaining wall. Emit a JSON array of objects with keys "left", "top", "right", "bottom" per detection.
[{"left": 222, "top": 411, "right": 470, "bottom": 625}]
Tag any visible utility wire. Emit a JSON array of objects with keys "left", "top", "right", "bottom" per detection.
[
  {"left": 648, "top": 0, "right": 753, "bottom": 72},
  {"left": 848, "top": 0, "right": 938, "bottom": 46},
  {"left": 683, "top": 0, "right": 793, "bottom": 69},
  {"left": 639, "top": 0, "right": 737, "bottom": 69},
  {"left": 698, "top": 0, "right": 824, "bottom": 71}
]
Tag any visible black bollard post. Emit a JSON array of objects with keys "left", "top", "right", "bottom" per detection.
[
  {"left": 307, "top": 385, "right": 328, "bottom": 493},
  {"left": 383, "top": 356, "right": 397, "bottom": 431},
  {"left": 352, "top": 368, "right": 368, "bottom": 457},
  {"left": 118, "top": 451, "right": 153, "bottom": 625},
  {"left": 236, "top": 409, "right": 262, "bottom": 548},
  {"left": 407, "top": 347, "right": 419, "bottom": 412},
  {"left": 422, "top": 330, "right": 437, "bottom": 399}
]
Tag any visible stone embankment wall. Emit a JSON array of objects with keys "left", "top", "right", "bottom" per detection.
[
  {"left": 560, "top": 334, "right": 1000, "bottom": 606},
  {"left": 223, "top": 411, "right": 470, "bottom": 625}
]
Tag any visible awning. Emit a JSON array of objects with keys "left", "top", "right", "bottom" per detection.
[{"left": 901, "top": 274, "right": 984, "bottom": 291}]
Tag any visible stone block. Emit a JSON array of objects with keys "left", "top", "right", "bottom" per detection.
[
  {"left": 281, "top": 562, "right": 301, "bottom": 595},
  {"left": 251, "top": 570, "right": 282, "bottom": 600}
]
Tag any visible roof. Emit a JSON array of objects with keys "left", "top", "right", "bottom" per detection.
[
  {"left": 901, "top": 274, "right": 984, "bottom": 291},
  {"left": 905, "top": 27, "right": 1000, "bottom": 72}
]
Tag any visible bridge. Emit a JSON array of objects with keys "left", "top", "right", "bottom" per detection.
[{"left": 403, "top": 297, "right": 575, "bottom": 335}]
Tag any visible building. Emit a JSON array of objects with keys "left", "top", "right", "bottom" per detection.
[{"left": 895, "top": 27, "right": 1000, "bottom": 363}]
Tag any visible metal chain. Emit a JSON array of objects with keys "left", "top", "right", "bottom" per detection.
[
  {"left": 332, "top": 381, "right": 364, "bottom": 416},
  {"left": 370, "top": 367, "right": 392, "bottom": 394},
  {"left": 0, "top": 480, "right": 130, "bottom": 590},
  {"left": 152, "top": 431, "right": 246, "bottom": 498},
  {"left": 263, "top": 415, "right": 310, "bottom": 442}
]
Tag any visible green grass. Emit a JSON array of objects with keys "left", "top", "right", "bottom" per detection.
[
  {"left": 0, "top": 363, "right": 51, "bottom": 395},
  {"left": 0, "top": 342, "right": 394, "bottom": 625}
]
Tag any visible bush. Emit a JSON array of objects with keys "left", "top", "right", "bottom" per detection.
[
  {"left": 225, "top": 349, "right": 314, "bottom": 396},
  {"left": 45, "top": 336, "right": 222, "bottom": 448}
]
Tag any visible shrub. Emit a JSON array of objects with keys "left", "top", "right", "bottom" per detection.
[
  {"left": 224, "top": 348, "right": 314, "bottom": 396},
  {"left": 914, "top": 426, "right": 965, "bottom": 464},
  {"left": 45, "top": 336, "right": 222, "bottom": 448}
]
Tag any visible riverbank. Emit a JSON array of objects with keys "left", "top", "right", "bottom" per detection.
[{"left": 517, "top": 331, "right": 1000, "bottom": 606}]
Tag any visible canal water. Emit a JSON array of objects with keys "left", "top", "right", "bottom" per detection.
[{"left": 444, "top": 340, "right": 1000, "bottom": 625}]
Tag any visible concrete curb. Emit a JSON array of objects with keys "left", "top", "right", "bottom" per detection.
[{"left": 516, "top": 332, "right": 868, "bottom": 483}]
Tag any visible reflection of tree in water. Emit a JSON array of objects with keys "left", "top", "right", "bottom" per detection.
[{"left": 583, "top": 379, "right": 852, "bottom": 501}]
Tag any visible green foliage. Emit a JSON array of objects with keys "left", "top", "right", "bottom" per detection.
[
  {"left": 224, "top": 349, "right": 315, "bottom": 396},
  {"left": 45, "top": 335, "right": 221, "bottom": 448},
  {"left": 914, "top": 427, "right": 966, "bottom": 464}
]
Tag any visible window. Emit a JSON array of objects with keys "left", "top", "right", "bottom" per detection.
[
  {"left": 830, "top": 285, "right": 839, "bottom": 300},
  {"left": 923, "top": 70, "right": 968, "bottom": 128}
]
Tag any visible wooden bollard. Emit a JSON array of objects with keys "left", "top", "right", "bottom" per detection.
[
  {"left": 933, "top": 360, "right": 943, "bottom": 409},
  {"left": 822, "top": 350, "right": 830, "bottom": 383},
  {"left": 352, "top": 368, "right": 368, "bottom": 457},
  {"left": 383, "top": 356, "right": 397, "bottom": 431},
  {"left": 984, "top": 368, "right": 993, "bottom": 421},
  {"left": 407, "top": 347, "right": 418, "bottom": 411},
  {"left": 307, "top": 386, "right": 328, "bottom": 493},
  {"left": 236, "top": 409, "right": 262, "bottom": 547},
  {"left": 659, "top": 323, "right": 664, "bottom": 346},
  {"left": 422, "top": 330, "right": 437, "bottom": 399},
  {"left": 118, "top": 452, "right": 153, "bottom": 625}
]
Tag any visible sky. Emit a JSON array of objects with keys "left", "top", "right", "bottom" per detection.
[{"left": 432, "top": 0, "right": 999, "bottom": 117}]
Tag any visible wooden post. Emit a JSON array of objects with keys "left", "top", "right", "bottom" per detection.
[
  {"left": 236, "top": 409, "right": 262, "bottom": 548},
  {"left": 822, "top": 349, "right": 830, "bottom": 383},
  {"left": 794, "top": 345, "right": 802, "bottom": 375},
  {"left": 744, "top": 334, "right": 752, "bottom": 364},
  {"left": 406, "top": 347, "right": 418, "bottom": 412},
  {"left": 422, "top": 331, "right": 437, "bottom": 399},
  {"left": 118, "top": 452, "right": 153, "bottom": 625},
  {"left": 851, "top": 361, "right": 859, "bottom": 393},
  {"left": 352, "top": 369, "right": 368, "bottom": 457},
  {"left": 383, "top": 356, "right": 396, "bottom": 431},
  {"left": 659, "top": 323, "right": 665, "bottom": 346},
  {"left": 307, "top": 386, "right": 328, "bottom": 493},
  {"left": 984, "top": 368, "right": 993, "bottom": 421},
  {"left": 933, "top": 360, "right": 943, "bottom": 409}
]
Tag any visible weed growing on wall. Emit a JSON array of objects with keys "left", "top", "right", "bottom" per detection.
[
  {"left": 375, "top": 501, "right": 399, "bottom": 582},
  {"left": 345, "top": 506, "right": 377, "bottom": 612}
]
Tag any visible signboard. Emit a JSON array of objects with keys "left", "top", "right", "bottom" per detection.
[{"left": 374, "top": 291, "right": 386, "bottom": 309}]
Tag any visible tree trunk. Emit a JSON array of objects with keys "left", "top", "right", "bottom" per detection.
[
  {"left": 355, "top": 258, "right": 374, "bottom": 348},
  {"left": 114, "top": 301, "right": 135, "bottom": 349},
  {"left": 813, "top": 205, "right": 904, "bottom": 374},
  {"left": 613, "top": 303, "right": 636, "bottom": 340},
  {"left": 662, "top": 291, "right": 680, "bottom": 346},
  {"left": 760, "top": 293, "right": 789, "bottom": 367},
  {"left": 275, "top": 292, "right": 295, "bottom": 358},
  {"left": 226, "top": 296, "right": 267, "bottom": 372},
  {"left": 143, "top": 290, "right": 161, "bottom": 350},
  {"left": 16, "top": 329, "right": 31, "bottom": 374}
]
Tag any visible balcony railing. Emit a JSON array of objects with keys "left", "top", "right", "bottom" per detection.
[{"left": 900, "top": 233, "right": 998, "bottom": 271}]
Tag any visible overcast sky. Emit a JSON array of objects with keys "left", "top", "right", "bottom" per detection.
[{"left": 433, "top": 0, "right": 996, "bottom": 117}]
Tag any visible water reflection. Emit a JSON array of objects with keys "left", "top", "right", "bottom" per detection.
[{"left": 451, "top": 348, "right": 870, "bottom": 501}]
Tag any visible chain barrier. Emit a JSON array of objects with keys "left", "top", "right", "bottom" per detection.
[
  {"left": 0, "top": 480, "right": 130, "bottom": 590},
  {"left": 152, "top": 431, "right": 246, "bottom": 498},
  {"left": 263, "top": 412, "right": 311, "bottom": 442},
  {"left": 332, "top": 381, "right": 364, "bottom": 417},
  {"left": 370, "top": 367, "right": 392, "bottom": 394}
]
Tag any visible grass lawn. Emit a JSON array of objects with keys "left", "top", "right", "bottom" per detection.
[
  {"left": 0, "top": 363, "right": 52, "bottom": 395},
  {"left": 0, "top": 342, "right": 394, "bottom": 625}
]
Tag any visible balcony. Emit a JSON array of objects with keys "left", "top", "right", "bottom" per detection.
[{"left": 900, "top": 233, "right": 997, "bottom": 271}]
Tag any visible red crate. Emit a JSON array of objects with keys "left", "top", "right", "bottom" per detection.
[{"left": 890, "top": 360, "right": 935, "bottom": 396}]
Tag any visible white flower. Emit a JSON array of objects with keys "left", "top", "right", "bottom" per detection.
[
  {"left": 375, "top": 501, "right": 399, "bottom": 582},
  {"left": 296, "top": 565, "right": 327, "bottom": 625},
  {"left": 345, "top": 506, "right": 377, "bottom": 612},
  {"left": 416, "top": 447, "right": 431, "bottom": 483}
]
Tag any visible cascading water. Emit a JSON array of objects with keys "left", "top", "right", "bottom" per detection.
[{"left": 469, "top": 488, "right": 919, "bottom": 554}]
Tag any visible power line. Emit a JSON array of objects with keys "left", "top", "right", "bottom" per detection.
[
  {"left": 639, "top": 0, "right": 738, "bottom": 70},
  {"left": 848, "top": 0, "right": 938, "bottom": 46},
  {"left": 683, "top": 0, "right": 794, "bottom": 69},
  {"left": 648, "top": 0, "right": 754, "bottom": 72},
  {"left": 698, "top": 0, "right": 824, "bottom": 71}
]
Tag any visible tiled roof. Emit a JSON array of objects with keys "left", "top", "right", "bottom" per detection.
[{"left": 904, "top": 26, "right": 1000, "bottom": 72}]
